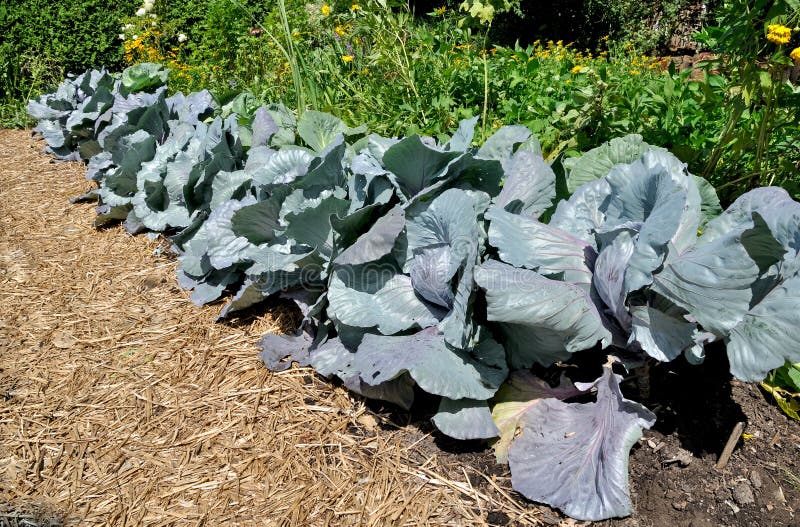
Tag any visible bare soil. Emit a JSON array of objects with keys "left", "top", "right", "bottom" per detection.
[{"left": 1, "top": 128, "right": 798, "bottom": 526}]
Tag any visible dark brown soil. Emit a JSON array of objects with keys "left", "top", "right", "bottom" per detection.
[
  {"left": 368, "top": 349, "right": 800, "bottom": 527},
  {"left": 611, "top": 352, "right": 800, "bottom": 527}
]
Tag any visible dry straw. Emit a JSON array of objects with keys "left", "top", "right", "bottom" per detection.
[{"left": 0, "top": 130, "right": 548, "bottom": 526}]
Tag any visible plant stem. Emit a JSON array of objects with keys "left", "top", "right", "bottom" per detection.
[
  {"left": 481, "top": 21, "right": 492, "bottom": 143},
  {"left": 702, "top": 100, "right": 744, "bottom": 180},
  {"left": 753, "top": 65, "right": 776, "bottom": 189},
  {"left": 226, "top": 0, "right": 306, "bottom": 113},
  {"left": 276, "top": 0, "right": 306, "bottom": 113}
]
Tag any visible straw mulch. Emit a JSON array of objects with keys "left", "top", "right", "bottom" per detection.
[{"left": 0, "top": 129, "right": 555, "bottom": 527}]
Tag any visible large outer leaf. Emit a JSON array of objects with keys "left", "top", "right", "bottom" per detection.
[
  {"left": 382, "top": 135, "right": 462, "bottom": 198},
  {"left": 350, "top": 327, "right": 507, "bottom": 400},
  {"left": 563, "top": 134, "right": 648, "bottom": 193},
  {"left": 477, "top": 125, "right": 533, "bottom": 163},
  {"left": 282, "top": 194, "right": 350, "bottom": 258},
  {"left": 651, "top": 223, "right": 763, "bottom": 337},
  {"left": 492, "top": 150, "right": 555, "bottom": 217},
  {"left": 176, "top": 267, "right": 241, "bottom": 306},
  {"left": 218, "top": 254, "right": 319, "bottom": 319},
  {"left": 251, "top": 149, "right": 314, "bottom": 186},
  {"left": 486, "top": 206, "right": 595, "bottom": 286},
  {"left": 310, "top": 337, "right": 416, "bottom": 409},
  {"left": 433, "top": 398, "right": 499, "bottom": 440},
  {"left": 508, "top": 368, "right": 655, "bottom": 521},
  {"left": 628, "top": 305, "right": 697, "bottom": 362},
  {"left": 296, "top": 136, "right": 347, "bottom": 191},
  {"left": 296, "top": 110, "right": 365, "bottom": 152},
  {"left": 549, "top": 178, "right": 611, "bottom": 248},
  {"left": 230, "top": 193, "right": 284, "bottom": 245},
  {"left": 327, "top": 270, "right": 442, "bottom": 335},
  {"left": 444, "top": 116, "right": 478, "bottom": 151},
  {"left": 404, "top": 188, "right": 481, "bottom": 265},
  {"left": 702, "top": 187, "right": 800, "bottom": 258},
  {"left": 334, "top": 205, "right": 405, "bottom": 266},
  {"left": 120, "top": 62, "right": 169, "bottom": 94},
  {"left": 476, "top": 261, "right": 612, "bottom": 367},
  {"left": 178, "top": 197, "right": 275, "bottom": 276},
  {"left": 258, "top": 331, "right": 314, "bottom": 371},
  {"left": 727, "top": 274, "right": 800, "bottom": 381},
  {"left": 491, "top": 371, "right": 584, "bottom": 462}
]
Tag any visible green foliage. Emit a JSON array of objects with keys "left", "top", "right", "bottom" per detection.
[
  {"left": 582, "top": 0, "right": 693, "bottom": 50},
  {"left": 490, "top": 0, "right": 697, "bottom": 52},
  {"left": 0, "top": 0, "right": 138, "bottom": 126},
  {"left": 695, "top": 0, "right": 800, "bottom": 201},
  {"left": 761, "top": 363, "right": 800, "bottom": 421}
]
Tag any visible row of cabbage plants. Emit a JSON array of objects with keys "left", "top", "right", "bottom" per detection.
[{"left": 27, "top": 63, "right": 800, "bottom": 521}]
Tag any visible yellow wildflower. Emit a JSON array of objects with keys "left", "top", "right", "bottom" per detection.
[
  {"left": 630, "top": 69, "right": 640, "bottom": 75},
  {"left": 350, "top": 3, "right": 359, "bottom": 11},
  {"left": 334, "top": 24, "right": 346, "bottom": 37},
  {"left": 341, "top": 54, "right": 354, "bottom": 63},
  {"left": 766, "top": 24, "right": 792, "bottom": 45},
  {"left": 321, "top": 4, "right": 331, "bottom": 16},
  {"left": 791, "top": 47, "right": 800, "bottom": 63},
  {"left": 435, "top": 6, "right": 446, "bottom": 15},
  {"left": 571, "top": 65, "right": 582, "bottom": 74}
]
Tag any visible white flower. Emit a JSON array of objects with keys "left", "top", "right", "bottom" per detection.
[
  {"left": 149, "top": 13, "right": 157, "bottom": 18},
  {"left": 123, "top": 23, "right": 133, "bottom": 30},
  {"left": 136, "top": 7, "right": 146, "bottom": 16},
  {"left": 151, "top": 21, "right": 157, "bottom": 26},
  {"left": 177, "top": 33, "right": 187, "bottom": 43},
  {"left": 132, "top": 34, "right": 139, "bottom": 40},
  {"left": 143, "top": 0, "right": 154, "bottom": 7},
  {"left": 119, "top": 33, "right": 126, "bottom": 40}
]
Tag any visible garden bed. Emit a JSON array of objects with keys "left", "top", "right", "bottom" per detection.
[{"left": 1, "top": 128, "right": 798, "bottom": 526}]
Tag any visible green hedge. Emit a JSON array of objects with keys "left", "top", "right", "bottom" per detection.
[{"left": 0, "top": 0, "right": 138, "bottom": 101}]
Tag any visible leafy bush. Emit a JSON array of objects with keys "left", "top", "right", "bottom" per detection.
[
  {"left": 0, "top": 0, "right": 138, "bottom": 126},
  {"left": 695, "top": 0, "right": 800, "bottom": 201},
  {"left": 28, "top": 66, "right": 800, "bottom": 521}
]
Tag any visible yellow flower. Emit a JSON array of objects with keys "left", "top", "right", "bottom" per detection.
[
  {"left": 334, "top": 24, "right": 346, "bottom": 36},
  {"left": 571, "top": 65, "right": 582, "bottom": 74},
  {"left": 341, "top": 54, "right": 354, "bottom": 63},
  {"left": 435, "top": 6, "right": 446, "bottom": 15},
  {"left": 350, "top": 4, "right": 359, "bottom": 11},
  {"left": 630, "top": 69, "right": 640, "bottom": 75},
  {"left": 766, "top": 24, "right": 792, "bottom": 45},
  {"left": 791, "top": 47, "right": 800, "bottom": 63},
  {"left": 321, "top": 4, "right": 331, "bottom": 16}
]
